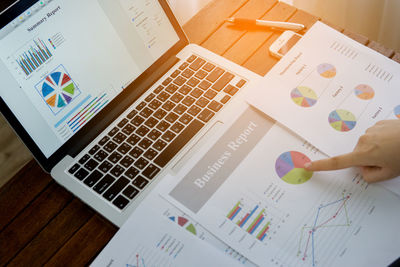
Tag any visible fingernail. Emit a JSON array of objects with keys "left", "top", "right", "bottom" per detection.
[{"left": 304, "top": 162, "right": 312, "bottom": 169}]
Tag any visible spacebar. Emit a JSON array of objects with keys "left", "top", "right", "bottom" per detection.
[{"left": 154, "top": 119, "right": 205, "bottom": 168}]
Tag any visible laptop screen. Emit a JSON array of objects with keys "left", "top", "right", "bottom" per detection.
[{"left": 0, "top": 0, "right": 180, "bottom": 158}]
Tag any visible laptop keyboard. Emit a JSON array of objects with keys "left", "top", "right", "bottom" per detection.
[{"left": 66, "top": 54, "right": 247, "bottom": 210}]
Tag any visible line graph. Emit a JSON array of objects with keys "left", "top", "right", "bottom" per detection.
[{"left": 298, "top": 193, "right": 351, "bottom": 267}]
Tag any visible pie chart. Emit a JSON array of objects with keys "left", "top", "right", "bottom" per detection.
[
  {"left": 328, "top": 109, "right": 357, "bottom": 132},
  {"left": 317, "top": 63, "right": 336, "bottom": 78},
  {"left": 290, "top": 86, "right": 317, "bottom": 107},
  {"left": 275, "top": 151, "right": 313, "bottom": 185},
  {"left": 354, "top": 84, "right": 374, "bottom": 100},
  {"left": 394, "top": 105, "right": 400, "bottom": 119},
  {"left": 41, "top": 70, "right": 76, "bottom": 112}
]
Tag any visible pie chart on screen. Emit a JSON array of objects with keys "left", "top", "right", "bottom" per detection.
[
  {"left": 354, "top": 84, "right": 374, "bottom": 100},
  {"left": 317, "top": 63, "right": 336, "bottom": 78},
  {"left": 328, "top": 109, "right": 357, "bottom": 132},
  {"left": 275, "top": 151, "right": 313, "bottom": 185},
  {"left": 290, "top": 86, "right": 317, "bottom": 107}
]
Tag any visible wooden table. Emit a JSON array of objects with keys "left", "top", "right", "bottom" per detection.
[{"left": 1, "top": 0, "right": 399, "bottom": 265}]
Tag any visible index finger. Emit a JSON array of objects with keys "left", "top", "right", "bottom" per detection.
[{"left": 304, "top": 151, "right": 366, "bottom": 171}]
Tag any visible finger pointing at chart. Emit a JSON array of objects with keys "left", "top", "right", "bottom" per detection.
[{"left": 304, "top": 120, "right": 400, "bottom": 183}]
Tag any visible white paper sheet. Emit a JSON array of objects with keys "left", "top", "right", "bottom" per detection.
[{"left": 157, "top": 107, "right": 400, "bottom": 267}]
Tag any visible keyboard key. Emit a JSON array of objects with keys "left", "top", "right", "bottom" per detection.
[
  {"left": 198, "top": 108, "right": 215, "bottom": 123},
  {"left": 122, "top": 124, "right": 135, "bottom": 135},
  {"left": 165, "top": 113, "right": 179, "bottom": 123},
  {"left": 127, "top": 134, "right": 140, "bottom": 146},
  {"left": 202, "top": 62, "right": 215, "bottom": 72},
  {"left": 157, "top": 91, "right": 170, "bottom": 101},
  {"left": 110, "top": 165, "right": 125, "bottom": 178},
  {"left": 144, "top": 117, "right": 158, "bottom": 128},
  {"left": 179, "top": 113, "right": 193, "bottom": 125},
  {"left": 93, "top": 174, "right": 115, "bottom": 194},
  {"left": 153, "top": 109, "right": 167, "bottom": 119},
  {"left": 89, "top": 145, "right": 100, "bottom": 155},
  {"left": 143, "top": 148, "right": 158, "bottom": 160},
  {"left": 221, "top": 95, "right": 231, "bottom": 104},
  {"left": 187, "top": 54, "right": 197, "bottom": 63},
  {"left": 148, "top": 99, "right": 162, "bottom": 110},
  {"left": 206, "top": 67, "right": 224, "bottom": 82},
  {"left": 173, "top": 76, "right": 186, "bottom": 86},
  {"left": 223, "top": 84, "right": 239, "bottom": 96},
  {"left": 208, "top": 100, "right": 223, "bottom": 112},
  {"left": 117, "top": 118, "right": 129, "bottom": 128},
  {"left": 162, "top": 77, "right": 172, "bottom": 86},
  {"left": 170, "top": 69, "right": 181, "bottom": 78},
  {"left": 104, "top": 141, "right": 118, "bottom": 152},
  {"left": 125, "top": 167, "right": 139, "bottom": 179},
  {"left": 161, "top": 130, "right": 176, "bottom": 142},
  {"left": 236, "top": 79, "right": 246, "bottom": 88},
  {"left": 108, "top": 151, "right": 122, "bottom": 164},
  {"left": 166, "top": 84, "right": 178, "bottom": 94},
  {"left": 145, "top": 93, "right": 156, "bottom": 102},
  {"left": 136, "top": 125, "right": 150, "bottom": 137},
  {"left": 129, "top": 146, "right": 144, "bottom": 159},
  {"left": 153, "top": 139, "right": 167, "bottom": 151},
  {"left": 171, "top": 122, "right": 184, "bottom": 134},
  {"left": 173, "top": 104, "right": 187, "bottom": 115},
  {"left": 156, "top": 120, "right": 170, "bottom": 131},
  {"left": 139, "top": 107, "right": 153, "bottom": 118},
  {"left": 153, "top": 85, "right": 164, "bottom": 94},
  {"left": 131, "top": 115, "right": 145, "bottom": 127},
  {"left": 98, "top": 136, "right": 110, "bottom": 146},
  {"left": 162, "top": 100, "right": 175, "bottom": 111},
  {"left": 74, "top": 168, "right": 89, "bottom": 180},
  {"left": 154, "top": 119, "right": 204, "bottom": 167},
  {"left": 112, "top": 195, "right": 130, "bottom": 210},
  {"left": 148, "top": 129, "right": 162, "bottom": 141},
  {"left": 182, "top": 69, "right": 194, "bottom": 78},
  {"left": 78, "top": 154, "right": 90, "bottom": 164},
  {"left": 179, "top": 61, "right": 189, "bottom": 70},
  {"left": 138, "top": 138, "right": 152, "bottom": 150},
  {"left": 187, "top": 105, "right": 201, "bottom": 116},
  {"left": 187, "top": 77, "right": 200, "bottom": 87},
  {"left": 212, "top": 72, "right": 234, "bottom": 92},
  {"left": 83, "top": 170, "right": 103, "bottom": 187},
  {"left": 112, "top": 132, "right": 127, "bottom": 144},
  {"left": 196, "top": 97, "right": 209, "bottom": 108},
  {"left": 190, "top": 88, "right": 202, "bottom": 98},
  {"left": 170, "top": 93, "right": 184, "bottom": 103},
  {"left": 126, "top": 110, "right": 138, "bottom": 119},
  {"left": 103, "top": 177, "right": 129, "bottom": 201},
  {"left": 142, "top": 164, "right": 161, "bottom": 180},
  {"left": 182, "top": 96, "right": 195, "bottom": 107},
  {"left": 117, "top": 142, "right": 132, "bottom": 154},
  {"left": 179, "top": 85, "right": 192, "bottom": 95},
  {"left": 204, "top": 89, "right": 218, "bottom": 100},
  {"left": 198, "top": 80, "right": 211, "bottom": 90},
  {"left": 134, "top": 157, "right": 149, "bottom": 170},
  {"left": 94, "top": 150, "right": 108, "bottom": 162},
  {"left": 195, "top": 69, "right": 208, "bottom": 79},
  {"left": 123, "top": 186, "right": 139, "bottom": 199},
  {"left": 120, "top": 155, "right": 134, "bottom": 168},
  {"left": 99, "top": 160, "right": 113, "bottom": 173},
  {"left": 68, "top": 163, "right": 80, "bottom": 174},
  {"left": 136, "top": 101, "right": 146, "bottom": 111},
  {"left": 132, "top": 175, "right": 149, "bottom": 189},
  {"left": 108, "top": 127, "right": 119, "bottom": 137},
  {"left": 84, "top": 159, "right": 99, "bottom": 171},
  {"left": 189, "top": 58, "right": 205, "bottom": 71}
]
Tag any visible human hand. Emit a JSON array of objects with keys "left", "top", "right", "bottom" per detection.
[{"left": 304, "top": 119, "right": 400, "bottom": 182}]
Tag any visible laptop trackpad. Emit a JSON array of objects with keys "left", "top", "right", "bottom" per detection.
[{"left": 171, "top": 121, "right": 224, "bottom": 173}]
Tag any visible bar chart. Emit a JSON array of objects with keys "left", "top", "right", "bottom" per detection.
[{"left": 16, "top": 38, "right": 53, "bottom": 76}]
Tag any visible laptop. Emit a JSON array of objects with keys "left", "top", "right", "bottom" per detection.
[{"left": 0, "top": 0, "right": 261, "bottom": 226}]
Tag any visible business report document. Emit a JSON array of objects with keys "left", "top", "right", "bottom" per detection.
[{"left": 157, "top": 107, "right": 400, "bottom": 267}]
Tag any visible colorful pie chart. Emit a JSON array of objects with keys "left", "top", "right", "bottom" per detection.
[
  {"left": 354, "top": 84, "right": 374, "bottom": 100},
  {"left": 275, "top": 151, "right": 313, "bottom": 185},
  {"left": 328, "top": 109, "right": 357, "bottom": 132},
  {"left": 394, "top": 105, "right": 400, "bottom": 119},
  {"left": 317, "top": 63, "right": 336, "bottom": 78},
  {"left": 290, "top": 86, "right": 318, "bottom": 107},
  {"left": 41, "top": 70, "right": 75, "bottom": 110}
]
